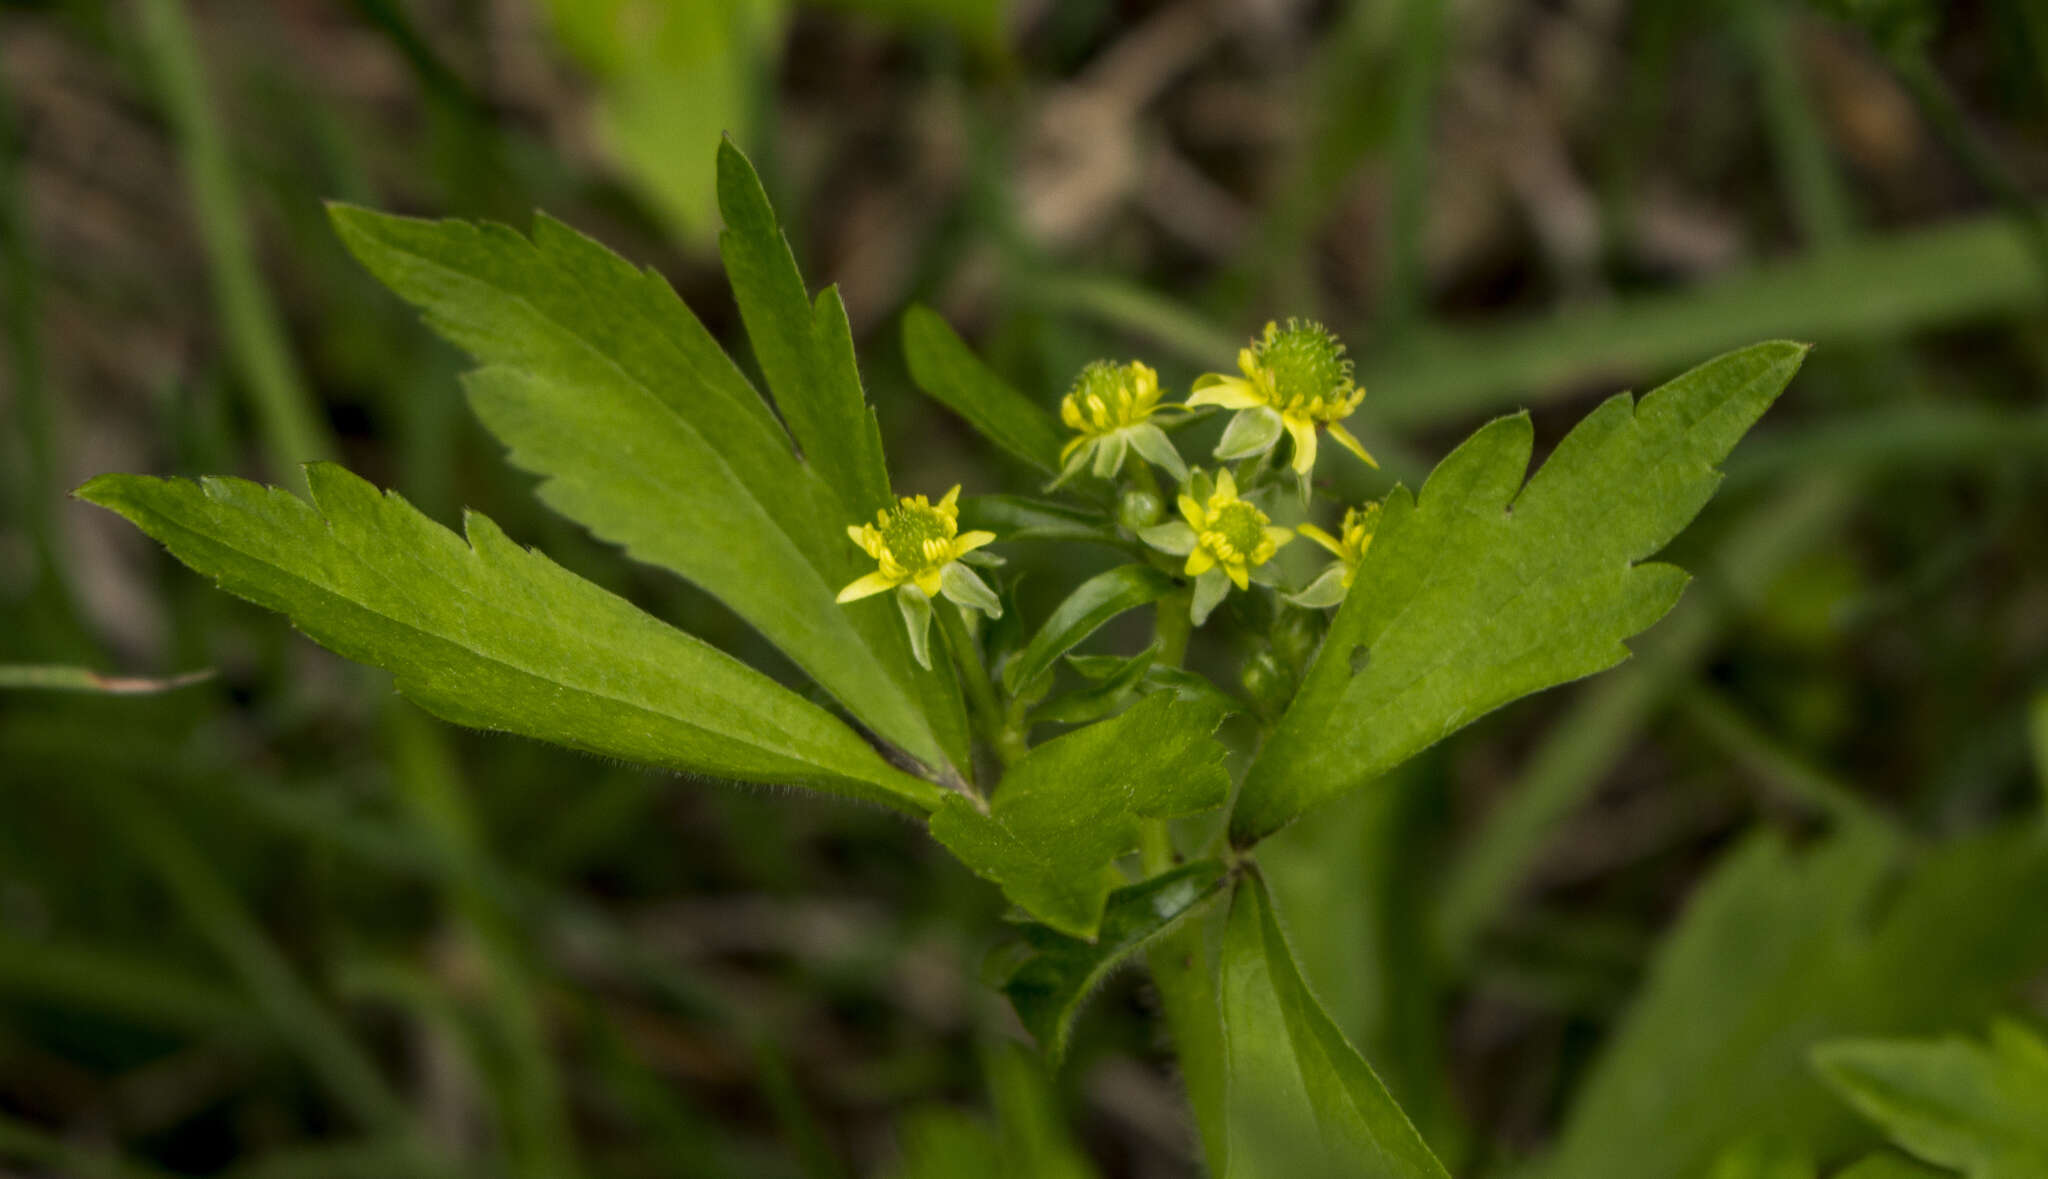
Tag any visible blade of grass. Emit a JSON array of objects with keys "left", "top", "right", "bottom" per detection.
[
  {"left": 0, "top": 927, "right": 256, "bottom": 1036},
  {"left": 137, "top": 0, "right": 337, "bottom": 487}
]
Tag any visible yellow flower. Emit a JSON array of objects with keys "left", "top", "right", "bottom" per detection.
[
  {"left": 1140, "top": 468, "right": 1294, "bottom": 624},
  {"left": 838, "top": 487, "right": 1001, "bottom": 666},
  {"left": 1291, "top": 502, "right": 1381, "bottom": 608},
  {"left": 1186, "top": 319, "right": 1377, "bottom": 478},
  {"left": 1054, "top": 360, "right": 1187, "bottom": 485}
]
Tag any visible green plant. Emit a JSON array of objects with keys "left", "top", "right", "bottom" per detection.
[{"left": 80, "top": 140, "right": 1813, "bottom": 1175}]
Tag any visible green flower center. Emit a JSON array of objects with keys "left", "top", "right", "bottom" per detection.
[
  {"left": 882, "top": 505, "right": 954, "bottom": 573},
  {"left": 1062, "top": 360, "right": 1154, "bottom": 433},
  {"left": 1206, "top": 500, "right": 1271, "bottom": 563},
  {"left": 1255, "top": 320, "right": 1354, "bottom": 412}
]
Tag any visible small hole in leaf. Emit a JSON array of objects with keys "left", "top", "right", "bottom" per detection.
[{"left": 1348, "top": 646, "right": 1370, "bottom": 676}]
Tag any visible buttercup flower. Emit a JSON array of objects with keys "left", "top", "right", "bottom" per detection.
[
  {"left": 1138, "top": 468, "right": 1295, "bottom": 625},
  {"left": 1187, "top": 319, "right": 1377, "bottom": 479},
  {"left": 1290, "top": 501, "right": 1381, "bottom": 608},
  {"left": 838, "top": 486, "right": 1001, "bottom": 667},
  {"left": 1054, "top": 360, "right": 1188, "bottom": 485}
]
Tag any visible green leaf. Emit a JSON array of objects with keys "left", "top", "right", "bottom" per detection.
[
  {"left": 327, "top": 200, "right": 968, "bottom": 779},
  {"left": 1704, "top": 1141, "right": 1818, "bottom": 1179},
  {"left": 1538, "top": 824, "right": 2048, "bottom": 1179},
  {"left": 1002, "top": 565, "right": 1179, "bottom": 695},
  {"left": 930, "top": 693, "right": 1229, "bottom": 939},
  {"left": 903, "top": 305, "right": 1065, "bottom": 473},
  {"left": 1816, "top": 1022, "right": 2048, "bottom": 1179},
  {"left": 1832, "top": 1156, "right": 1951, "bottom": 1179},
  {"left": 77, "top": 467, "right": 941, "bottom": 815},
  {"left": 999, "top": 859, "right": 1230, "bottom": 1060},
  {"left": 715, "top": 139, "right": 893, "bottom": 519},
  {"left": 959, "top": 494, "right": 1127, "bottom": 548},
  {"left": 1217, "top": 876, "right": 1451, "bottom": 1179},
  {"left": 1236, "top": 341, "right": 1808, "bottom": 843}
]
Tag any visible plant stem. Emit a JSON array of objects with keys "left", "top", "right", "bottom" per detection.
[{"left": 936, "top": 599, "right": 1021, "bottom": 777}]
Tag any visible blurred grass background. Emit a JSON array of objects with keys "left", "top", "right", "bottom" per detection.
[{"left": 1, "top": 0, "right": 2045, "bottom": 1175}]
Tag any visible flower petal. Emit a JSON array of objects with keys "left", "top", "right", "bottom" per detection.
[
  {"left": 1225, "top": 562, "right": 1250, "bottom": 591},
  {"left": 1185, "top": 548, "right": 1216, "bottom": 577},
  {"left": 952, "top": 530, "right": 998, "bottom": 557},
  {"left": 1327, "top": 423, "right": 1379, "bottom": 469},
  {"left": 1214, "top": 466, "right": 1238, "bottom": 500},
  {"left": 836, "top": 570, "right": 899, "bottom": 603},
  {"left": 1187, "top": 376, "right": 1263, "bottom": 411},
  {"left": 915, "top": 568, "right": 944, "bottom": 597},
  {"left": 1284, "top": 417, "right": 1319, "bottom": 476},
  {"left": 1264, "top": 525, "right": 1297, "bottom": 551},
  {"left": 1177, "top": 493, "right": 1207, "bottom": 529},
  {"left": 1297, "top": 523, "right": 1345, "bottom": 557}
]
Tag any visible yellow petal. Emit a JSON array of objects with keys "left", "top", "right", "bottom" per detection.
[
  {"left": 1060, "top": 434, "right": 1090, "bottom": 462},
  {"left": 1285, "top": 418, "right": 1319, "bottom": 476},
  {"left": 1185, "top": 549, "right": 1215, "bottom": 576},
  {"left": 915, "top": 569, "right": 944, "bottom": 596},
  {"left": 1297, "top": 523, "right": 1345, "bottom": 557},
  {"left": 1178, "top": 493, "right": 1207, "bottom": 528},
  {"left": 1187, "top": 377, "right": 1263, "bottom": 411},
  {"left": 1214, "top": 467, "right": 1238, "bottom": 500},
  {"left": 836, "top": 570, "right": 898, "bottom": 603},
  {"left": 1327, "top": 423, "right": 1379, "bottom": 469},
  {"left": 1265, "top": 526, "right": 1297, "bottom": 551},
  {"left": 1226, "top": 562, "right": 1250, "bottom": 591},
  {"left": 938, "top": 484, "right": 962, "bottom": 513},
  {"left": 952, "top": 530, "right": 997, "bottom": 557}
]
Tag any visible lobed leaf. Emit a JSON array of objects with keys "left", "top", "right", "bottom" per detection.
[
  {"left": 930, "top": 692, "right": 1229, "bottom": 939},
  {"left": 328, "top": 184, "right": 968, "bottom": 779},
  {"left": 903, "top": 304, "right": 1066, "bottom": 473},
  {"left": 1235, "top": 341, "right": 1808, "bottom": 843},
  {"left": 1816, "top": 1022, "right": 2048, "bottom": 1179},
  {"left": 77, "top": 467, "right": 941, "bottom": 815},
  {"left": 1217, "top": 876, "right": 1451, "bottom": 1179},
  {"left": 1000, "top": 859, "right": 1231, "bottom": 1061}
]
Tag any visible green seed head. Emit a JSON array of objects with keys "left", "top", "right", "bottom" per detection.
[
  {"left": 881, "top": 501, "right": 955, "bottom": 573},
  {"left": 1254, "top": 319, "right": 1354, "bottom": 410}
]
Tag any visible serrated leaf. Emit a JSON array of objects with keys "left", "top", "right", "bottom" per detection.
[
  {"left": 1235, "top": 341, "right": 1808, "bottom": 843},
  {"left": 715, "top": 138, "right": 893, "bottom": 518},
  {"left": 903, "top": 305, "right": 1065, "bottom": 473},
  {"left": 1003, "top": 565, "right": 1179, "bottom": 695},
  {"left": 930, "top": 693, "right": 1229, "bottom": 939},
  {"left": 1816, "top": 1022, "right": 2048, "bottom": 1179},
  {"left": 1218, "top": 876, "right": 1450, "bottom": 1179},
  {"left": 328, "top": 200, "right": 967, "bottom": 779},
  {"left": 1001, "top": 859, "right": 1230, "bottom": 1060},
  {"left": 77, "top": 468, "right": 941, "bottom": 814},
  {"left": 1538, "top": 825, "right": 2048, "bottom": 1179}
]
